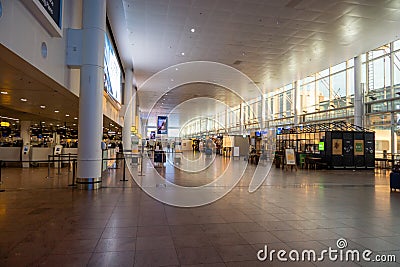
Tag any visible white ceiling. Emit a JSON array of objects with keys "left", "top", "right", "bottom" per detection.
[{"left": 122, "top": 0, "right": 400, "bottom": 120}]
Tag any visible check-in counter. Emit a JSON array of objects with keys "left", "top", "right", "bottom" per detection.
[
  {"left": 0, "top": 147, "right": 21, "bottom": 165},
  {"left": 31, "top": 147, "right": 53, "bottom": 162},
  {"left": 62, "top": 148, "right": 78, "bottom": 163}
]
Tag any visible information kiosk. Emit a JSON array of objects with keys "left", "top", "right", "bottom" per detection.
[{"left": 21, "top": 145, "right": 32, "bottom": 168}]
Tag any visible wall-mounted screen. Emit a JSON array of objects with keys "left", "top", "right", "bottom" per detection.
[
  {"left": 39, "top": 0, "right": 62, "bottom": 27},
  {"left": 104, "top": 32, "right": 122, "bottom": 103},
  {"left": 157, "top": 116, "right": 168, "bottom": 134}
]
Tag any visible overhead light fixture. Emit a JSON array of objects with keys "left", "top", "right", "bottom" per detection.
[
  {"left": 65, "top": 114, "right": 70, "bottom": 117},
  {"left": 1, "top": 91, "right": 8, "bottom": 95},
  {"left": 20, "top": 98, "right": 27, "bottom": 102},
  {"left": 181, "top": 52, "right": 185, "bottom": 56},
  {"left": 40, "top": 105, "right": 46, "bottom": 109},
  {"left": 190, "top": 28, "right": 195, "bottom": 33},
  {"left": 54, "top": 110, "right": 59, "bottom": 113},
  {"left": 74, "top": 117, "right": 78, "bottom": 120}
]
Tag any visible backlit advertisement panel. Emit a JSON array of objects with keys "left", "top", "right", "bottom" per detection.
[{"left": 104, "top": 32, "right": 122, "bottom": 103}]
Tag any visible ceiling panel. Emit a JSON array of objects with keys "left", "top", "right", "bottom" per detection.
[{"left": 119, "top": 0, "right": 400, "bottom": 126}]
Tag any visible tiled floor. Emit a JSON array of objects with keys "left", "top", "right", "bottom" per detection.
[{"left": 0, "top": 152, "right": 399, "bottom": 266}]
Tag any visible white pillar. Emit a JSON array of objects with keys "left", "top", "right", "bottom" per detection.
[
  {"left": 294, "top": 81, "right": 300, "bottom": 125},
  {"left": 77, "top": 0, "right": 106, "bottom": 190},
  {"left": 261, "top": 94, "right": 266, "bottom": 129},
  {"left": 354, "top": 56, "right": 363, "bottom": 127},
  {"left": 122, "top": 68, "right": 133, "bottom": 152},
  {"left": 240, "top": 103, "right": 244, "bottom": 134},
  {"left": 20, "top": 121, "right": 30, "bottom": 146}
]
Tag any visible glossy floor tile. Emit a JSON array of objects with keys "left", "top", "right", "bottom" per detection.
[{"left": 0, "top": 153, "right": 399, "bottom": 266}]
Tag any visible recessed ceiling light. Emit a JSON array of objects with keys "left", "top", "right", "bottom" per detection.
[
  {"left": 65, "top": 114, "right": 70, "bottom": 117},
  {"left": 73, "top": 124, "right": 76, "bottom": 126},
  {"left": 54, "top": 110, "right": 59, "bottom": 113},
  {"left": 1, "top": 91, "right": 8, "bottom": 95},
  {"left": 40, "top": 105, "right": 46, "bottom": 109},
  {"left": 190, "top": 28, "right": 195, "bottom": 33},
  {"left": 50, "top": 123, "right": 53, "bottom": 125},
  {"left": 20, "top": 98, "right": 27, "bottom": 102},
  {"left": 56, "top": 124, "right": 60, "bottom": 127},
  {"left": 74, "top": 117, "right": 78, "bottom": 120},
  {"left": 42, "top": 122, "right": 45, "bottom": 124},
  {"left": 175, "top": 68, "right": 179, "bottom": 71},
  {"left": 181, "top": 52, "right": 185, "bottom": 56}
]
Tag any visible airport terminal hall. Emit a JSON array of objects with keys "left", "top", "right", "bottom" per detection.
[{"left": 2, "top": 0, "right": 400, "bottom": 266}]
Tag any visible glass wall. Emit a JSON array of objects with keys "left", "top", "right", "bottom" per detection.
[{"left": 182, "top": 38, "right": 400, "bottom": 157}]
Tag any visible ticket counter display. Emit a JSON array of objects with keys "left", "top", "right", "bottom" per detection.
[{"left": 22, "top": 145, "right": 32, "bottom": 168}]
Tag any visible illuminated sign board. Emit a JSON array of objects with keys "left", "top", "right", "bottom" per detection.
[
  {"left": 38, "top": 0, "right": 62, "bottom": 27},
  {"left": 21, "top": 0, "right": 63, "bottom": 37},
  {"left": 104, "top": 32, "right": 122, "bottom": 103},
  {"left": 0, "top": 122, "right": 10, "bottom": 127},
  {"left": 157, "top": 116, "right": 168, "bottom": 134},
  {"left": 319, "top": 141, "right": 325, "bottom": 151}
]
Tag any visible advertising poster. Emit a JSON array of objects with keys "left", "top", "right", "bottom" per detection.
[
  {"left": 285, "top": 148, "right": 296, "bottom": 165},
  {"left": 332, "top": 139, "right": 343, "bottom": 155},
  {"left": 157, "top": 116, "right": 168, "bottom": 134},
  {"left": 354, "top": 140, "right": 364, "bottom": 156},
  {"left": 150, "top": 131, "right": 156, "bottom": 139},
  {"left": 104, "top": 33, "right": 122, "bottom": 103}
]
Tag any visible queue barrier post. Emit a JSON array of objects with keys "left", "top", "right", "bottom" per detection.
[{"left": 0, "top": 160, "right": 4, "bottom": 192}]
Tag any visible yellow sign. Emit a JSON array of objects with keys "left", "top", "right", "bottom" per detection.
[
  {"left": 285, "top": 148, "right": 296, "bottom": 165},
  {"left": 131, "top": 126, "right": 137, "bottom": 133},
  {"left": 0, "top": 122, "right": 10, "bottom": 127}
]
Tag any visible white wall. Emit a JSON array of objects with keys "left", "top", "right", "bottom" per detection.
[
  {"left": 0, "top": 0, "right": 122, "bottom": 121},
  {"left": 0, "top": 0, "right": 81, "bottom": 96}
]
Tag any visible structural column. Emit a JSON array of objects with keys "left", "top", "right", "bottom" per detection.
[
  {"left": 294, "top": 81, "right": 300, "bottom": 125},
  {"left": 77, "top": 0, "right": 106, "bottom": 190},
  {"left": 122, "top": 68, "right": 133, "bottom": 152},
  {"left": 20, "top": 121, "right": 30, "bottom": 146},
  {"left": 261, "top": 94, "right": 266, "bottom": 129},
  {"left": 354, "top": 56, "right": 363, "bottom": 127}
]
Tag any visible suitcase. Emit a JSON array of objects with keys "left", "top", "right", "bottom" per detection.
[{"left": 390, "top": 172, "right": 400, "bottom": 191}]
